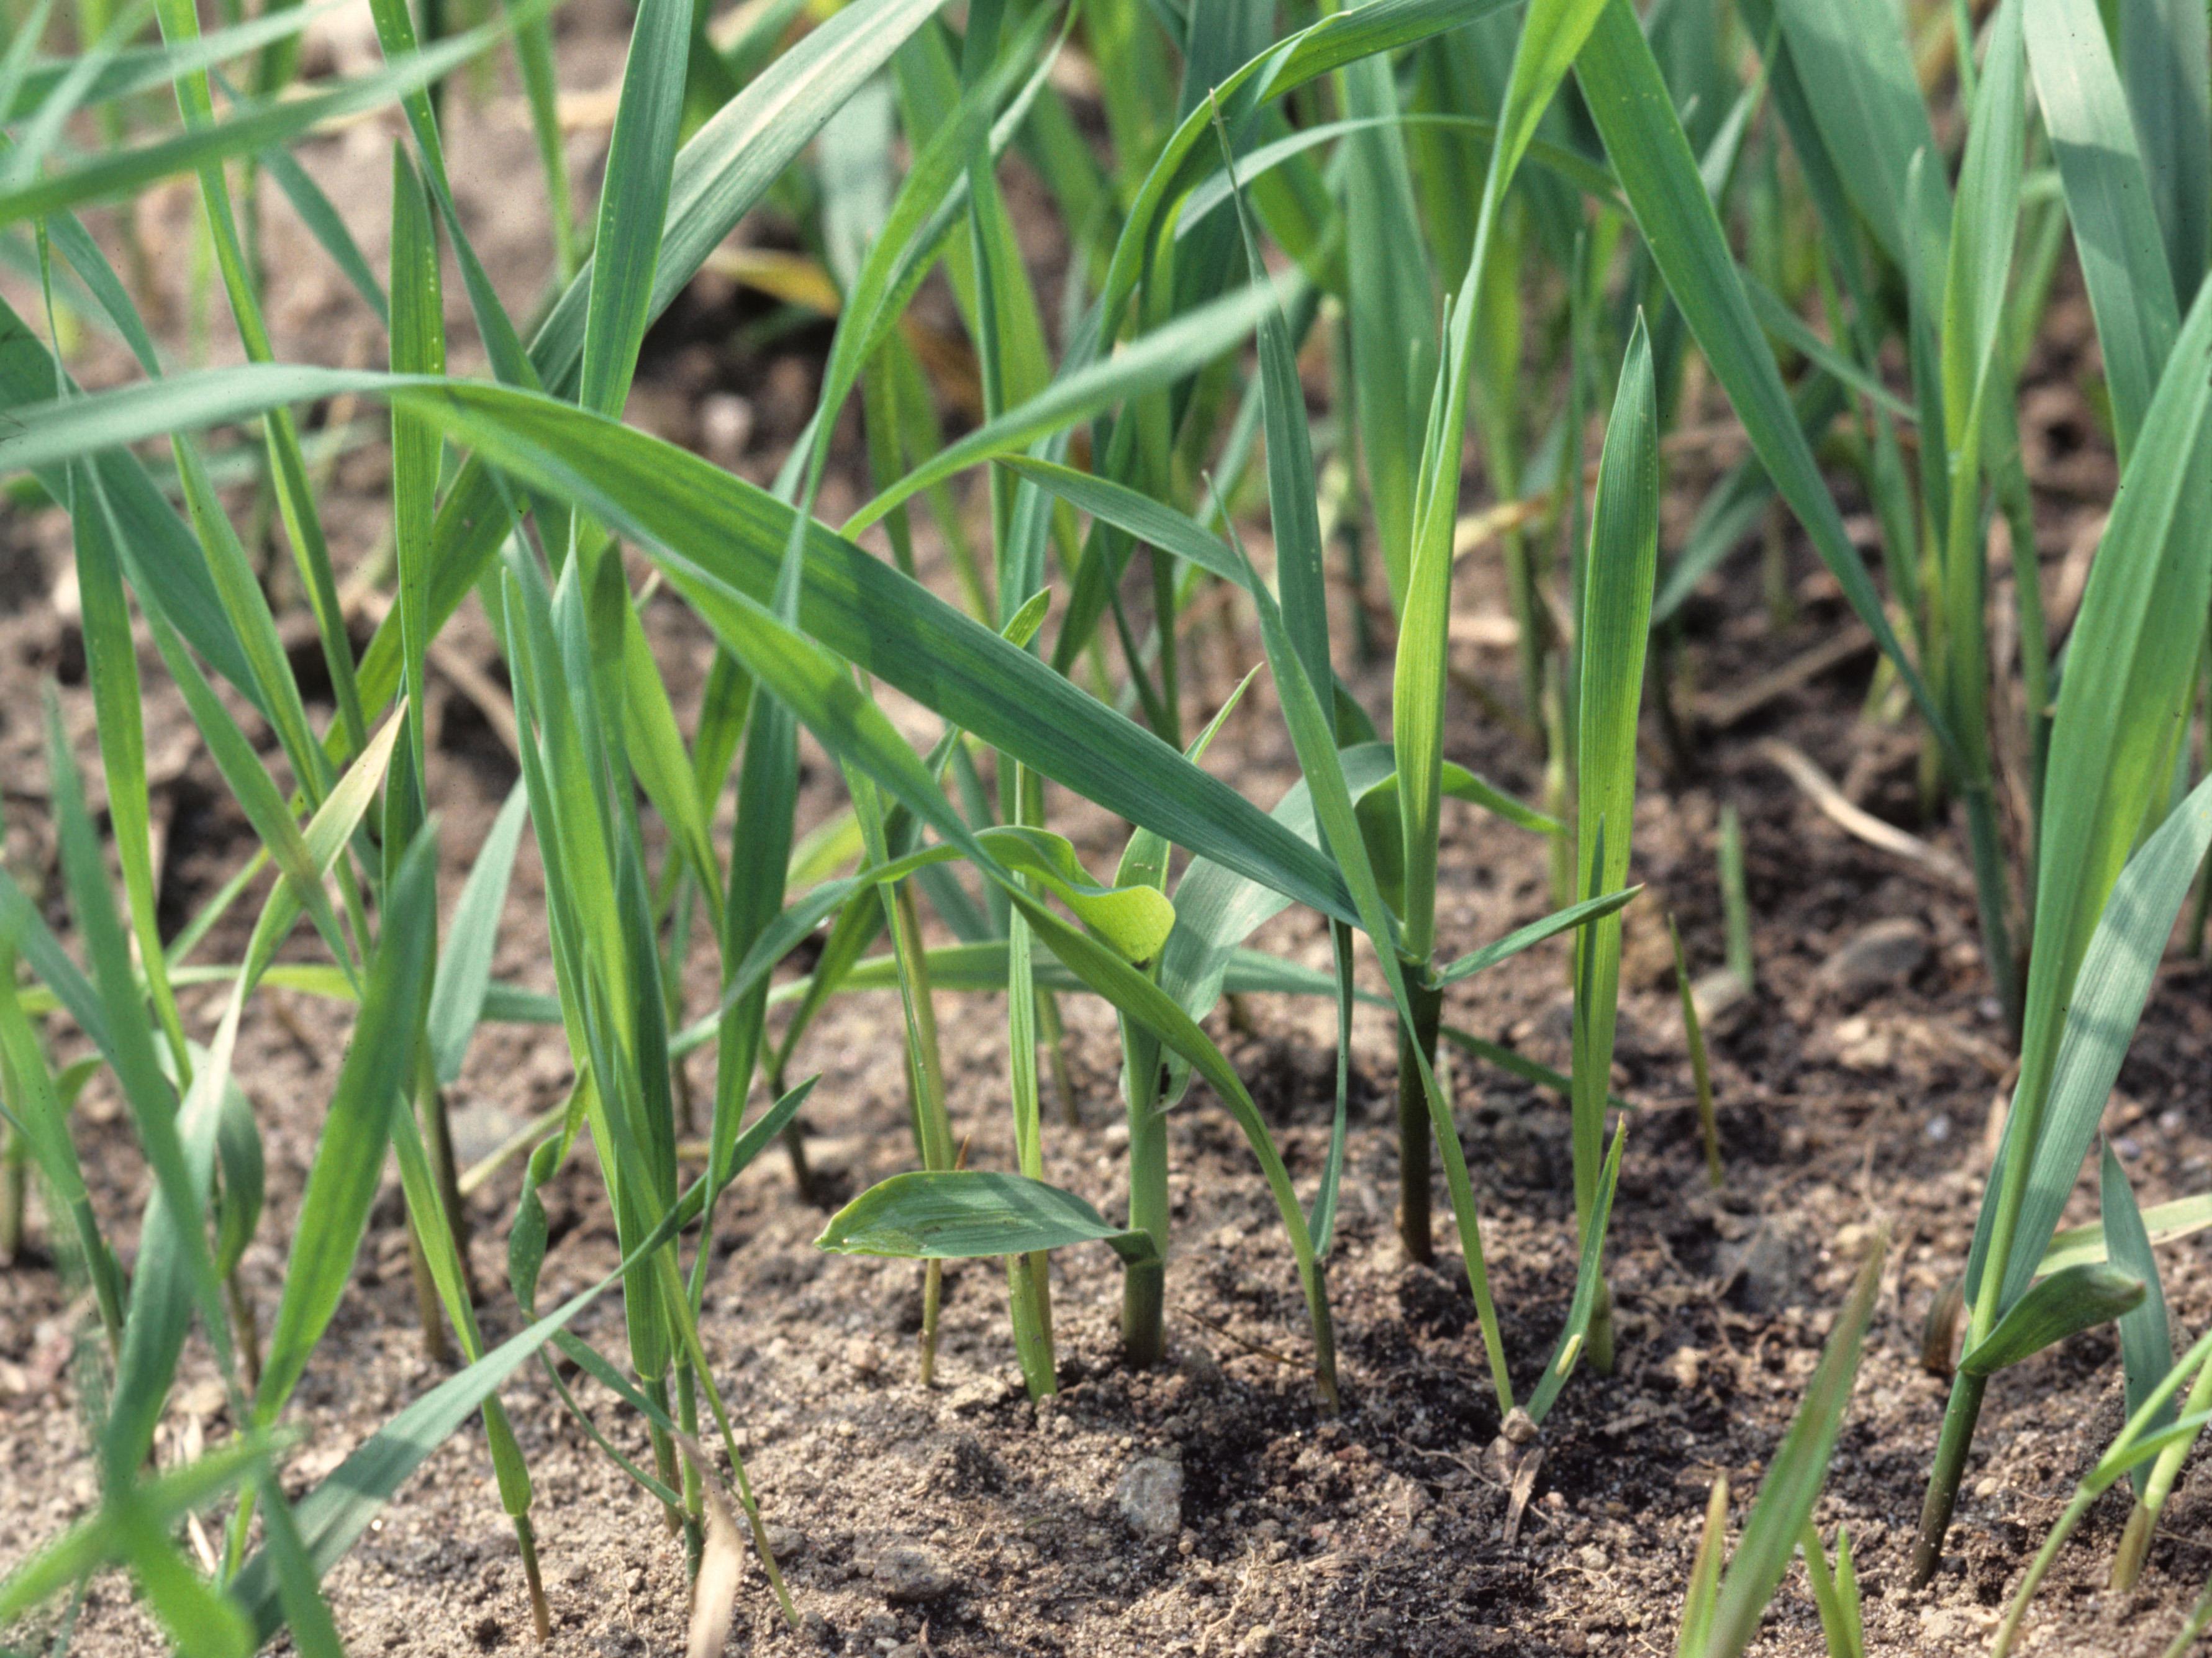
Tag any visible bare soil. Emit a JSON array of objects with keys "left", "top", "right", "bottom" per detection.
[{"left": 3, "top": 13, "right": 2210, "bottom": 1657}]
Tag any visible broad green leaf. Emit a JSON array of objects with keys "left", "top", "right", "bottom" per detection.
[
  {"left": 2023, "top": 0, "right": 2182, "bottom": 458},
  {"left": 817, "top": 1170, "right": 1160, "bottom": 1266},
  {"left": 861, "top": 828, "right": 1176, "bottom": 963},
  {"left": 1958, "top": 1262, "right": 2147, "bottom": 1375},
  {"left": 2117, "top": 0, "right": 2211, "bottom": 302},
  {"left": 2041, "top": 1189, "right": 2212, "bottom": 1277}
]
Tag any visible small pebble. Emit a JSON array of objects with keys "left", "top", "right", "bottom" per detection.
[
  {"left": 873, "top": 1544, "right": 954, "bottom": 1603},
  {"left": 1117, "top": 1456, "right": 1185, "bottom": 1542},
  {"left": 1817, "top": 918, "right": 1929, "bottom": 1001}
]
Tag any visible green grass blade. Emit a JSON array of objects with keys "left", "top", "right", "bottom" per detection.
[
  {"left": 1676, "top": 1476, "right": 1729, "bottom": 1658},
  {"left": 1569, "top": 315, "right": 1658, "bottom": 1225},
  {"left": 428, "top": 782, "right": 530, "bottom": 1085},
  {"left": 0, "top": 22, "right": 514, "bottom": 228},
  {"left": 2024, "top": 0, "right": 2183, "bottom": 458},
  {"left": 1397, "top": 0, "right": 1611, "bottom": 967},
  {"left": 1972, "top": 286, "right": 2212, "bottom": 1330},
  {"left": 1216, "top": 97, "right": 1331, "bottom": 700},
  {"left": 0, "top": 0, "right": 337, "bottom": 120},
  {"left": 2101, "top": 1139, "right": 2176, "bottom": 1492},
  {"left": 1957, "top": 1262, "right": 2147, "bottom": 1375},
  {"left": 1526, "top": 1117, "right": 1630, "bottom": 1421},
  {"left": 1982, "top": 773, "right": 2212, "bottom": 1308},
  {"left": 818, "top": 1170, "right": 1159, "bottom": 1266},
  {"left": 1574, "top": 0, "right": 1952, "bottom": 754},
  {"left": 2117, "top": 0, "right": 2211, "bottom": 301},
  {"left": 578, "top": 0, "right": 689, "bottom": 420},
  {"left": 390, "top": 141, "right": 443, "bottom": 795},
  {"left": 0, "top": 947, "right": 125, "bottom": 1339},
  {"left": 1438, "top": 887, "right": 1642, "bottom": 984},
  {"left": 1701, "top": 1231, "right": 1887, "bottom": 1657},
  {"left": 253, "top": 821, "right": 440, "bottom": 1420},
  {"left": 68, "top": 458, "right": 191, "bottom": 1079},
  {"left": 231, "top": 1185, "right": 700, "bottom": 1638},
  {"left": 1766, "top": 0, "right": 1942, "bottom": 269},
  {"left": 844, "top": 276, "right": 1295, "bottom": 535},
  {"left": 4, "top": 360, "right": 1367, "bottom": 940}
]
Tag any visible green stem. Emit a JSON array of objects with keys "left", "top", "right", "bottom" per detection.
[
  {"left": 1122, "top": 1044, "right": 1169, "bottom": 1367},
  {"left": 676, "top": 1362, "right": 705, "bottom": 1575},
  {"left": 2112, "top": 1499, "right": 2155, "bottom": 1593},
  {"left": 1960, "top": 781, "right": 2022, "bottom": 1043},
  {"left": 424, "top": 1075, "right": 477, "bottom": 1307},
  {"left": 1585, "top": 1279, "right": 1615, "bottom": 1378},
  {"left": 225, "top": 1269, "right": 261, "bottom": 1395},
  {"left": 513, "top": 1513, "right": 551, "bottom": 1644},
  {"left": 2160, "top": 1573, "right": 2212, "bottom": 1658},
  {"left": 1395, "top": 972, "right": 1442, "bottom": 1263},
  {"left": 777, "top": 1113, "right": 814, "bottom": 1204},
  {"left": 1991, "top": 1479, "right": 2097, "bottom": 1658},
  {"left": 646, "top": 1377, "right": 683, "bottom": 1536},
  {"left": 1305, "top": 1259, "right": 1341, "bottom": 1414},
  {"left": 404, "top": 1220, "right": 453, "bottom": 1364},
  {"left": 2111, "top": 1334, "right": 2212, "bottom": 1592},
  {"left": 920, "top": 1259, "right": 943, "bottom": 1387},
  {"left": 1150, "top": 543, "right": 1182, "bottom": 749},
  {"left": 1036, "top": 989, "right": 1082, "bottom": 1129},
  {"left": 0, "top": 1123, "right": 23, "bottom": 1262},
  {"left": 1913, "top": 1367, "right": 1988, "bottom": 1587}
]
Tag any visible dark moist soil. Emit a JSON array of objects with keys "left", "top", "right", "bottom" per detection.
[{"left": 5, "top": 14, "right": 2212, "bottom": 1658}]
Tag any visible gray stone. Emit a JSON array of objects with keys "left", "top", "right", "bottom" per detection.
[
  {"left": 1115, "top": 1456, "right": 1185, "bottom": 1542},
  {"left": 1716, "top": 1219, "right": 1804, "bottom": 1313},
  {"left": 872, "top": 1544, "right": 954, "bottom": 1603},
  {"left": 1817, "top": 918, "right": 1929, "bottom": 1001}
]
